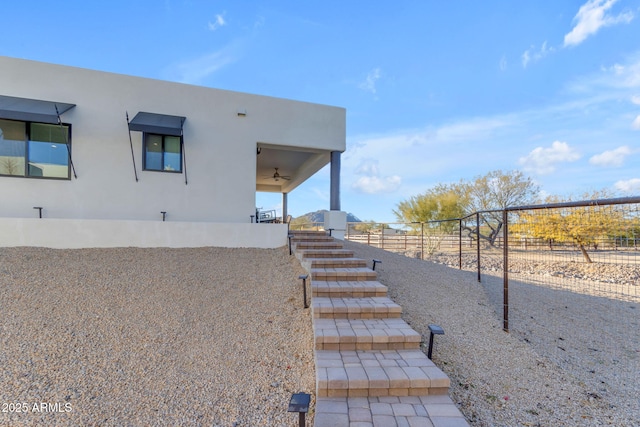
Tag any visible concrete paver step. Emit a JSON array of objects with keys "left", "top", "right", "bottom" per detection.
[
  {"left": 294, "top": 242, "right": 344, "bottom": 250},
  {"left": 312, "top": 297, "right": 402, "bottom": 319},
  {"left": 290, "top": 230, "right": 328, "bottom": 235},
  {"left": 298, "top": 249, "right": 355, "bottom": 259},
  {"left": 312, "top": 280, "right": 388, "bottom": 298},
  {"left": 316, "top": 349, "right": 450, "bottom": 398},
  {"left": 314, "top": 395, "right": 469, "bottom": 427},
  {"left": 314, "top": 318, "right": 421, "bottom": 351},
  {"left": 311, "top": 267, "right": 377, "bottom": 281},
  {"left": 305, "top": 258, "right": 368, "bottom": 268},
  {"left": 290, "top": 236, "right": 335, "bottom": 243}
]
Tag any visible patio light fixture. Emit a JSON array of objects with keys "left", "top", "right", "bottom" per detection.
[
  {"left": 372, "top": 259, "right": 381, "bottom": 271},
  {"left": 161, "top": 211, "right": 167, "bottom": 221},
  {"left": 33, "top": 206, "right": 43, "bottom": 218}
]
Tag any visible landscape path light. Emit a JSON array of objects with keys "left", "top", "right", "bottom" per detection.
[
  {"left": 372, "top": 259, "right": 381, "bottom": 271},
  {"left": 427, "top": 324, "right": 444, "bottom": 359},
  {"left": 288, "top": 392, "right": 310, "bottom": 427},
  {"left": 298, "top": 274, "right": 309, "bottom": 309}
]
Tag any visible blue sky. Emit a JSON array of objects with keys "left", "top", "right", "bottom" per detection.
[{"left": 3, "top": 0, "right": 640, "bottom": 222}]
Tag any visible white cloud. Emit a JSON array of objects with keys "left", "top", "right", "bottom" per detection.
[
  {"left": 564, "top": 0, "right": 634, "bottom": 47},
  {"left": 631, "top": 95, "right": 640, "bottom": 105},
  {"left": 632, "top": 115, "right": 640, "bottom": 130},
  {"left": 312, "top": 188, "right": 330, "bottom": 202},
  {"left": 614, "top": 178, "right": 640, "bottom": 193},
  {"left": 167, "top": 46, "right": 237, "bottom": 84},
  {"left": 499, "top": 55, "right": 507, "bottom": 71},
  {"left": 351, "top": 159, "right": 401, "bottom": 194},
  {"left": 435, "top": 117, "right": 510, "bottom": 142},
  {"left": 208, "top": 13, "right": 226, "bottom": 31},
  {"left": 358, "top": 68, "right": 382, "bottom": 94},
  {"left": 521, "top": 41, "right": 554, "bottom": 68},
  {"left": 521, "top": 50, "right": 531, "bottom": 68},
  {"left": 352, "top": 175, "right": 402, "bottom": 194},
  {"left": 519, "top": 141, "right": 581, "bottom": 174},
  {"left": 589, "top": 145, "right": 631, "bottom": 166}
]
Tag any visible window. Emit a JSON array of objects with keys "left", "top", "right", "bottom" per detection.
[
  {"left": 0, "top": 118, "right": 71, "bottom": 179},
  {"left": 143, "top": 133, "right": 182, "bottom": 172}
]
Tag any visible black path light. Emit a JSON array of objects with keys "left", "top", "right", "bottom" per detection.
[
  {"left": 33, "top": 206, "right": 43, "bottom": 218},
  {"left": 427, "top": 324, "right": 445, "bottom": 359},
  {"left": 327, "top": 228, "right": 334, "bottom": 236},
  {"left": 298, "top": 274, "right": 309, "bottom": 309},
  {"left": 288, "top": 234, "right": 294, "bottom": 255},
  {"left": 288, "top": 392, "right": 311, "bottom": 427},
  {"left": 372, "top": 259, "right": 382, "bottom": 271},
  {"left": 161, "top": 211, "right": 167, "bottom": 221}
]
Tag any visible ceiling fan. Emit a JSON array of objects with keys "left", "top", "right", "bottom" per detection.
[{"left": 265, "top": 167, "right": 290, "bottom": 181}]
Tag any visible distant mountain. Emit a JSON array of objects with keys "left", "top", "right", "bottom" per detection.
[{"left": 294, "top": 210, "right": 362, "bottom": 224}]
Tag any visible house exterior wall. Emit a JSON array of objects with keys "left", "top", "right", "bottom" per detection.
[
  {"left": 0, "top": 57, "right": 345, "bottom": 248},
  {"left": 0, "top": 56, "right": 345, "bottom": 222}
]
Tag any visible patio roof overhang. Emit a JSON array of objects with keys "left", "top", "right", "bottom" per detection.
[{"left": 256, "top": 143, "right": 331, "bottom": 194}]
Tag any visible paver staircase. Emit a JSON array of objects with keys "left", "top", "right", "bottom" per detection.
[{"left": 291, "top": 230, "right": 470, "bottom": 426}]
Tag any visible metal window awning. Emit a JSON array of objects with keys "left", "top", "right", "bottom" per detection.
[
  {"left": 0, "top": 95, "right": 76, "bottom": 124},
  {"left": 128, "top": 111, "right": 185, "bottom": 136}
]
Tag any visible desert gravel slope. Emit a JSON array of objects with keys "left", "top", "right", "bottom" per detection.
[{"left": 0, "top": 246, "right": 315, "bottom": 427}]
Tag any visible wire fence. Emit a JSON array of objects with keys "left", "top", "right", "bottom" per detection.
[{"left": 344, "top": 197, "right": 640, "bottom": 326}]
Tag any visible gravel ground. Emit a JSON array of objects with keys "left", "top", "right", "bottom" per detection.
[
  {"left": 341, "top": 240, "right": 640, "bottom": 427},
  {"left": 0, "top": 246, "right": 315, "bottom": 427}
]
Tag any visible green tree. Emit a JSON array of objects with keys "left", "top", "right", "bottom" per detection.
[
  {"left": 465, "top": 170, "right": 538, "bottom": 211},
  {"left": 393, "top": 184, "right": 468, "bottom": 226},
  {"left": 394, "top": 170, "right": 539, "bottom": 245},
  {"left": 352, "top": 220, "right": 380, "bottom": 234},
  {"left": 511, "top": 191, "right": 624, "bottom": 263},
  {"left": 463, "top": 170, "right": 539, "bottom": 245},
  {"left": 289, "top": 215, "right": 310, "bottom": 230}
]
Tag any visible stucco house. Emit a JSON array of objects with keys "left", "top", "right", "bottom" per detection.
[{"left": 0, "top": 56, "right": 346, "bottom": 248}]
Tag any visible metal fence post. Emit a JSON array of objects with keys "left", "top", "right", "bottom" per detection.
[
  {"left": 476, "top": 213, "right": 481, "bottom": 282},
  {"left": 421, "top": 222, "right": 424, "bottom": 260},
  {"left": 458, "top": 219, "right": 462, "bottom": 269},
  {"left": 502, "top": 209, "right": 509, "bottom": 332}
]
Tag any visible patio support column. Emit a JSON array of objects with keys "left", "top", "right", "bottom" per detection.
[
  {"left": 326, "top": 151, "right": 346, "bottom": 239},
  {"left": 282, "top": 192, "right": 288, "bottom": 219},
  {"left": 330, "top": 151, "right": 341, "bottom": 211}
]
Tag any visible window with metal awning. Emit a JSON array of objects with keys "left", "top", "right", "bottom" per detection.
[
  {"left": 0, "top": 95, "right": 77, "bottom": 179},
  {"left": 126, "top": 111, "right": 188, "bottom": 184}
]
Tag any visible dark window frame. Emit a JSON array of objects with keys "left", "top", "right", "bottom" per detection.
[
  {"left": 142, "top": 132, "right": 183, "bottom": 173},
  {"left": 0, "top": 118, "right": 72, "bottom": 180}
]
